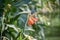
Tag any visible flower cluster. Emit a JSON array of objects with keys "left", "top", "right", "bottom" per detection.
[{"left": 27, "top": 16, "right": 38, "bottom": 25}]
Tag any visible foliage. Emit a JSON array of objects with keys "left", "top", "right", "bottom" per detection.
[{"left": 0, "top": 0, "right": 60, "bottom": 40}]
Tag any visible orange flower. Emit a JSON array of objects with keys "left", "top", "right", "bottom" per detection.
[{"left": 27, "top": 16, "right": 38, "bottom": 25}]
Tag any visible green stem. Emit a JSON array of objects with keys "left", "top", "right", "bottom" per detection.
[{"left": 1, "top": 13, "right": 5, "bottom": 39}]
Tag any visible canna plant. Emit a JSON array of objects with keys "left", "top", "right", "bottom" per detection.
[{"left": 0, "top": 0, "right": 56, "bottom": 40}]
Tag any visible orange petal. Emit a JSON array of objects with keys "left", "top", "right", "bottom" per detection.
[
  {"left": 28, "top": 18, "right": 34, "bottom": 25},
  {"left": 32, "top": 17, "right": 38, "bottom": 21}
]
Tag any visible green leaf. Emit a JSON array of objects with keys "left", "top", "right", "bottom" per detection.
[
  {"left": 10, "top": 13, "right": 22, "bottom": 23},
  {"left": 17, "top": 13, "right": 28, "bottom": 29}
]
